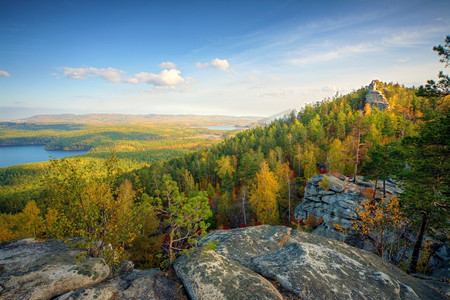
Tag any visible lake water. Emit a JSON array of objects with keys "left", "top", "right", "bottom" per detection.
[
  {"left": 0, "top": 145, "right": 88, "bottom": 168},
  {"left": 204, "top": 125, "right": 249, "bottom": 131}
]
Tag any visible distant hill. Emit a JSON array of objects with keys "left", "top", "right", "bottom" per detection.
[
  {"left": 15, "top": 113, "right": 264, "bottom": 126},
  {"left": 256, "top": 109, "right": 296, "bottom": 125}
]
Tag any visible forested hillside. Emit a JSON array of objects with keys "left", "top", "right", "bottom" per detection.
[
  {"left": 131, "top": 80, "right": 437, "bottom": 227},
  {"left": 1, "top": 38, "right": 448, "bottom": 272}
]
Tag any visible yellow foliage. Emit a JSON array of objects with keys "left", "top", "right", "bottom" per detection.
[
  {"left": 352, "top": 198, "right": 409, "bottom": 260},
  {"left": 250, "top": 161, "right": 280, "bottom": 225},
  {"left": 0, "top": 200, "right": 44, "bottom": 242}
]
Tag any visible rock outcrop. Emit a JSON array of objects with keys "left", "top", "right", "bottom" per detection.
[
  {"left": 295, "top": 174, "right": 401, "bottom": 241},
  {"left": 175, "top": 225, "right": 446, "bottom": 300},
  {"left": 0, "top": 238, "right": 186, "bottom": 300},
  {"left": 1, "top": 227, "right": 447, "bottom": 300},
  {"left": 366, "top": 80, "right": 390, "bottom": 111}
]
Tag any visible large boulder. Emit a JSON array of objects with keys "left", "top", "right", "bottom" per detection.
[
  {"left": 0, "top": 238, "right": 110, "bottom": 300},
  {"left": 253, "top": 230, "right": 440, "bottom": 300},
  {"left": 187, "top": 226, "right": 446, "bottom": 300},
  {"left": 173, "top": 249, "right": 283, "bottom": 300}
]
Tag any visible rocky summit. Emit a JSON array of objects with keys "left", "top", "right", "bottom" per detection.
[
  {"left": 1, "top": 226, "right": 447, "bottom": 300},
  {"left": 365, "top": 80, "right": 390, "bottom": 111}
]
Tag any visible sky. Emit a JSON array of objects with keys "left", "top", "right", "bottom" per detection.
[{"left": 0, "top": 0, "right": 449, "bottom": 120}]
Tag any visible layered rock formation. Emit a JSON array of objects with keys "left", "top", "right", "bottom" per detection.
[
  {"left": 295, "top": 174, "right": 401, "bottom": 241},
  {"left": 366, "top": 80, "right": 390, "bottom": 111}
]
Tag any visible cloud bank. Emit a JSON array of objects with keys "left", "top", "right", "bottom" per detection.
[
  {"left": 0, "top": 70, "right": 10, "bottom": 78},
  {"left": 125, "top": 69, "right": 185, "bottom": 86},
  {"left": 60, "top": 67, "right": 123, "bottom": 83},
  {"left": 196, "top": 58, "right": 231, "bottom": 72},
  {"left": 57, "top": 63, "right": 188, "bottom": 89},
  {"left": 159, "top": 61, "right": 177, "bottom": 69}
]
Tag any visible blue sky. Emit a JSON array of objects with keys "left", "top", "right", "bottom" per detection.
[{"left": 0, "top": 0, "right": 449, "bottom": 120}]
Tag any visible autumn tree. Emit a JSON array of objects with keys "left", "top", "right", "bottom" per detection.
[
  {"left": 349, "top": 198, "right": 410, "bottom": 266},
  {"left": 43, "top": 155, "right": 148, "bottom": 263},
  {"left": 0, "top": 200, "right": 43, "bottom": 242},
  {"left": 250, "top": 161, "right": 280, "bottom": 224}
]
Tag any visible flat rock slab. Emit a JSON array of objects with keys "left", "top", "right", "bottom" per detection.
[
  {"left": 0, "top": 238, "right": 110, "bottom": 300},
  {"left": 196, "top": 226, "right": 445, "bottom": 300},
  {"left": 57, "top": 269, "right": 188, "bottom": 300},
  {"left": 252, "top": 230, "right": 445, "bottom": 300},
  {"left": 201, "top": 225, "right": 291, "bottom": 268},
  {"left": 174, "top": 250, "right": 283, "bottom": 300}
]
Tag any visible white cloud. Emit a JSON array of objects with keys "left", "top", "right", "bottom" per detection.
[
  {"left": 57, "top": 65, "right": 189, "bottom": 91},
  {"left": 196, "top": 58, "right": 232, "bottom": 72},
  {"left": 159, "top": 61, "right": 177, "bottom": 69},
  {"left": 60, "top": 67, "right": 124, "bottom": 83},
  {"left": 0, "top": 70, "right": 10, "bottom": 77},
  {"left": 125, "top": 69, "right": 185, "bottom": 86}
]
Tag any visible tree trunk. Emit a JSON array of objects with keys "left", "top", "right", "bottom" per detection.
[
  {"left": 287, "top": 175, "right": 291, "bottom": 222},
  {"left": 409, "top": 213, "right": 428, "bottom": 274},
  {"left": 373, "top": 179, "right": 378, "bottom": 198},
  {"left": 242, "top": 189, "right": 247, "bottom": 225}
]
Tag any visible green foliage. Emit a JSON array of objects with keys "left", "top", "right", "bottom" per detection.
[
  {"left": 155, "top": 175, "right": 213, "bottom": 265},
  {"left": 42, "top": 154, "right": 156, "bottom": 264}
]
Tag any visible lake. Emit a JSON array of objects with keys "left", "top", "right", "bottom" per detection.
[
  {"left": 0, "top": 145, "right": 88, "bottom": 168},
  {"left": 204, "top": 125, "right": 249, "bottom": 131}
]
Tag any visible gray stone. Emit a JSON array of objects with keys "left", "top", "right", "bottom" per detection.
[
  {"left": 357, "top": 180, "right": 375, "bottom": 188},
  {"left": 251, "top": 229, "right": 445, "bottom": 300},
  {"left": 57, "top": 269, "right": 187, "bottom": 300},
  {"left": 174, "top": 250, "right": 283, "bottom": 300},
  {"left": 108, "top": 260, "right": 134, "bottom": 279},
  {"left": 318, "top": 189, "right": 335, "bottom": 196},
  {"left": 295, "top": 209, "right": 307, "bottom": 219},
  {"left": 305, "top": 195, "right": 322, "bottom": 202},
  {"left": 201, "top": 225, "right": 291, "bottom": 268},
  {"left": 326, "top": 175, "right": 346, "bottom": 193},
  {"left": 312, "top": 224, "right": 346, "bottom": 241},
  {"left": 322, "top": 194, "right": 338, "bottom": 205},
  {"left": 366, "top": 80, "right": 390, "bottom": 111},
  {"left": 0, "top": 238, "right": 110, "bottom": 300}
]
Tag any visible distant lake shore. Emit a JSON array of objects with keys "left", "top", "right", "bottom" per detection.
[
  {"left": 0, "top": 145, "right": 88, "bottom": 168},
  {"left": 203, "top": 125, "right": 249, "bottom": 131}
]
